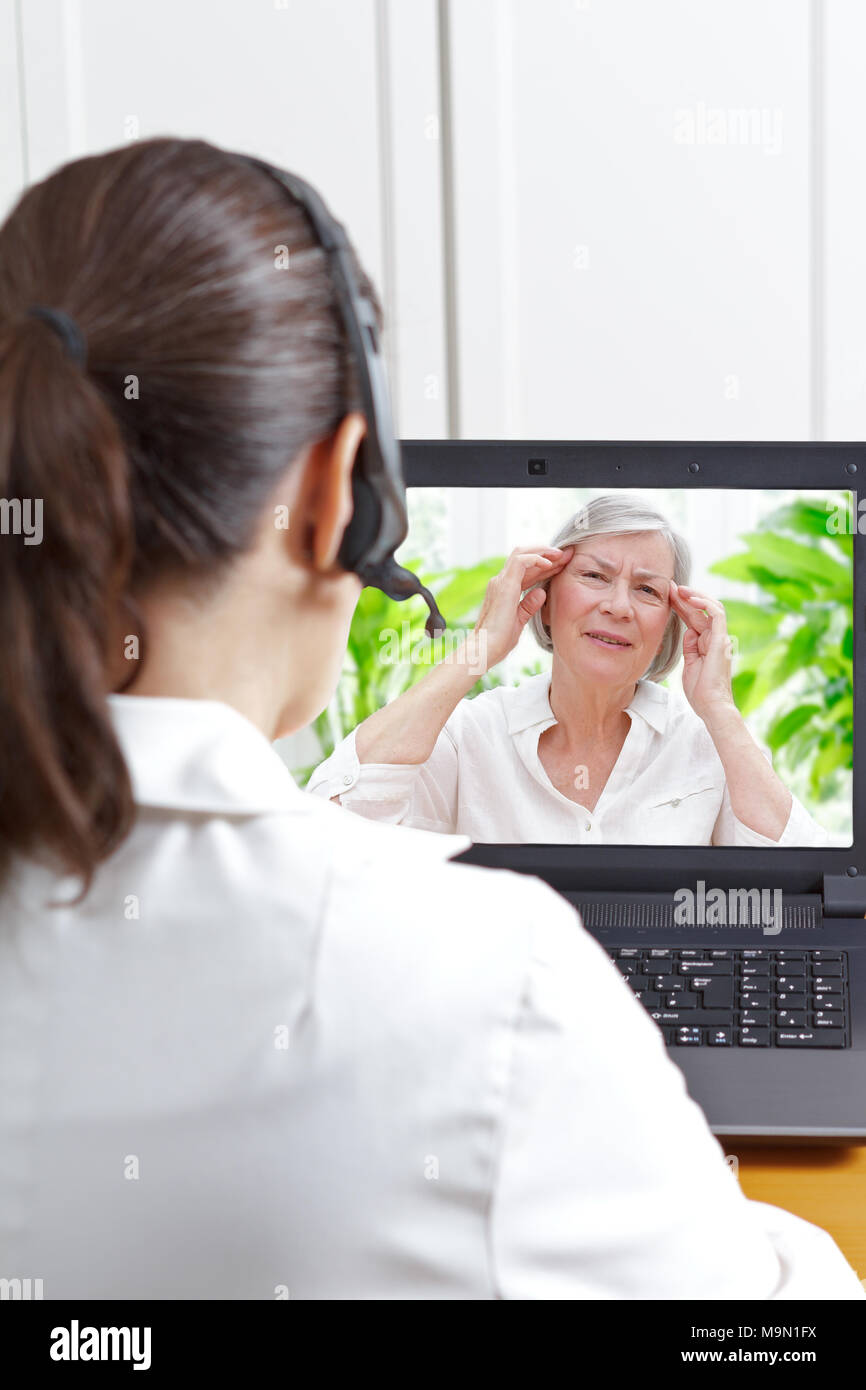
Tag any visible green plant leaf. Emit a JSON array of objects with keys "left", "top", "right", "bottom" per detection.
[
  {"left": 736, "top": 532, "right": 852, "bottom": 597},
  {"left": 431, "top": 555, "right": 507, "bottom": 621},
  {"left": 709, "top": 555, "right": 816, "bottom": 608},
  {"left": 721, "top": 600, "right": 783, "bottom": 652},
  {"left": 766, "top": 703, "right": 821, "bottom": 751},
  {"left": 769, "top": 612, "right": 831, "bottom": 686}
]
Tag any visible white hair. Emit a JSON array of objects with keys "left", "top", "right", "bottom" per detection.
[{"left": 527, "top": 493, "right": 692, "bottom": 681}]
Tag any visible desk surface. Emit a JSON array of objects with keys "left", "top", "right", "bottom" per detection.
[{"left": 731, "top": 1145, "right": 866, "bottom": 1282}]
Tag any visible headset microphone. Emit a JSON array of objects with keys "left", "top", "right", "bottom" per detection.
[{"left": 239, "top": 153, "right": 446, "bottom": 637}]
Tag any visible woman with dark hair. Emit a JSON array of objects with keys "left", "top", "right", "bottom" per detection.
[{"left": 0, "top": 137, "right": 859, "bottom": 1299}]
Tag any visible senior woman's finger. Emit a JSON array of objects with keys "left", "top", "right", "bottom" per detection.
[
  {"left": 507, "top": 546, "right": 574, "bottom": 590},
  {"left": 508, "top": 545, "right": 573, "bottom": 567},
  {"left": 668, "top": 582, "right": 705, "bottom": 630},
  {"left": 670, "top": 583, "right": 723, "bottom": 633},
  {"left": 676, "top": 587, "right": 728, "bottom": 626}
]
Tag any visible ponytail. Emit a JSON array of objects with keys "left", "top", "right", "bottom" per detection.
[
  {"left": 0, "top": 137, "right": 383, "bottom": 907},
  {"left": 0, "top": 313, "right": 136, "bottom": 906}
]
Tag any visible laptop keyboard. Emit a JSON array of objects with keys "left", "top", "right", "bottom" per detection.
[{"left": 607, "top": 947, "right": 850, "bottom": 1048}]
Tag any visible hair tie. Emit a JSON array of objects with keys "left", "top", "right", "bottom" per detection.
[{"left": 26, "top": 305, "right": 87, "bottom": 367}]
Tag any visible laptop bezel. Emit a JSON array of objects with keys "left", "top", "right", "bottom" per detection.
[{"left": 400, "top": 439, "right": 865, "bottom": 897}]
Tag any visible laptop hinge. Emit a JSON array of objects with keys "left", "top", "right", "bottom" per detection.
[{"left": 823, "top": 873, "right": 866, "bottom": 918}]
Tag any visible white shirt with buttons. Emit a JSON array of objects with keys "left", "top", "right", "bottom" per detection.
[
  {"left": 307, "top": 671, "right": 831, "bottom": 846},
  {"left": 1, "top": 693, "right": 860, "bottom": 1297}
]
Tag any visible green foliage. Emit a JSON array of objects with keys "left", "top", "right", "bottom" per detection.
[
  {"left": 708, "top": 496, "right": 853, "bottom": 803},
  {"left": 293, "top": 554, "right": 529, "bottom": 785}
]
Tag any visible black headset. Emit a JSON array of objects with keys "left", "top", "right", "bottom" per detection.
[{"left": 239, "top": 153, "right": 445, "bottom": 636}]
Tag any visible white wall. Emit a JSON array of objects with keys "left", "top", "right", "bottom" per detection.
[
  {"left": 824, "top": 0, "right": 866, "bottom": 440},
  {"left": 4, "top": 0, "right": 864, "bottom": 441},
  {"left": 447, "top": 0, "right": 813, "bottom": 439}
]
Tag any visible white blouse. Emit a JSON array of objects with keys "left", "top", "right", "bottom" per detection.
[
  {"left": 0, "top": 694, "right": 859, "bottom": 1298},
  {"left": 307, "top": 671, "right": 831, "bottom": 846}
]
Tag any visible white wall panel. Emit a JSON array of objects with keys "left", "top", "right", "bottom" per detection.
[
  {"left": 0, "top": 2, "right": 26, "bottom": 210},
  {"left": 825, "top": 0, "right": 866, "bottom": 441},
  {"left": 4, "top": 0, "right": 863, "bottom": 446},
  {"left": 14, "top": 0, "right": 387, "bottom": 335},
  {"left": 382, "top": 0, "right": 449, "bottom": 437},
  {"left": 445, "top": 0, "right": 814, "bottom": 440}
]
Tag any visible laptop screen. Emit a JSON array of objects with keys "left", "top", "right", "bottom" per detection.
[{"left": 330, "top": 479, "right": 853, "bottom": 851}]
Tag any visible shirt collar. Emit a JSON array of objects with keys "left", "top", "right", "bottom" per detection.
[
  {"left": 106, "top": 694, "right": 314, "bottom": 816},
  {"left": 503, "top": 670, "right": 670, "bottom": 736}
]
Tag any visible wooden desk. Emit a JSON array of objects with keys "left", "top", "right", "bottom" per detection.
[{"left": 724, "top": 1145, "right": 866, "bottom": 1280}]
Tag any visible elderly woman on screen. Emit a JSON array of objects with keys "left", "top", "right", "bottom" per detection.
[{"left": 308, "top": 494, "right": 829, "bottom": 846}]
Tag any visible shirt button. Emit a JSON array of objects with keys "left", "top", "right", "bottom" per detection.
[
  {"left": 342, "top": 774, "right": 353, "bottom": 786},
  {"left": 584, "top": 821, "right": 592, "bottom": 831},
  {"left": 671, "top": 798, "right": 680, "bottom": 807}
]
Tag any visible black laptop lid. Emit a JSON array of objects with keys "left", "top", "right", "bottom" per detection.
[{"left": 396, "top": 441, "right": 863, "bottom": 900}]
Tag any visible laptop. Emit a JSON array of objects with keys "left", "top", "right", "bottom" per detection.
[{"left": 396, "top": 440, "right": 866, "bottom": 1141}]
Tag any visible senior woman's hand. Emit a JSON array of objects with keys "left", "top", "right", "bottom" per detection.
[
  {"left": 669, "top": 582, "right": 737, "bottom": 725},
  {"left": 669, "top": 580, "right": 798, "bottom": 841},
  {"left": 473, "top": 546, "right": 575, "bottom": 671}
]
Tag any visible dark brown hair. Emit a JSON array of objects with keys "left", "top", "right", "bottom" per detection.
[{"left": 0, "top": 136, "right": 382, "bottom": 906}]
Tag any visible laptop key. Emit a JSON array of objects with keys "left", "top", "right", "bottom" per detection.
[
  {"left": 676, "top": 1028, "right": 702, "bottom": 1045},
  {"left": 739, "top": 991, "right": 770, "bottom": 1010},
  {"left": 738, "top": 1027, "right": 770, "bottom": 1046},
  {"left": 708, "top": 1028, "right": 732, "bottom": 1046},
  {"left": 776, "top": 1029, "right": 845, "bottom": 1048},
  {"left": 775, "top": 993, "right": 807, "bottom": 1009},
  {"left": 657, "top": 976, "right": 683, "bottom": 992},
  {"left": 740, "top": 1010, "right": 770, "bottom": 1027},
  {"left": 776, "top": 1011, "right": 807, "bottom": 1028},
  {"left": 696, "top": 978, "right": 734, "bottom": 1010},
  {"left": 635, "top": 992, "right": 661, "bottom": 1009}
]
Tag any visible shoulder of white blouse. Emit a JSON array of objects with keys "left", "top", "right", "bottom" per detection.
[
  {"left": 654, "top": 688, "right": 730, "bottom": 778},
  {"left": 444, "top": 674, "right": 528, "bottom": 735}
]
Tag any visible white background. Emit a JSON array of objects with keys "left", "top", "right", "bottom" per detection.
[{"left": 4, "top": 0, "right": 865, "bottom": 442}]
